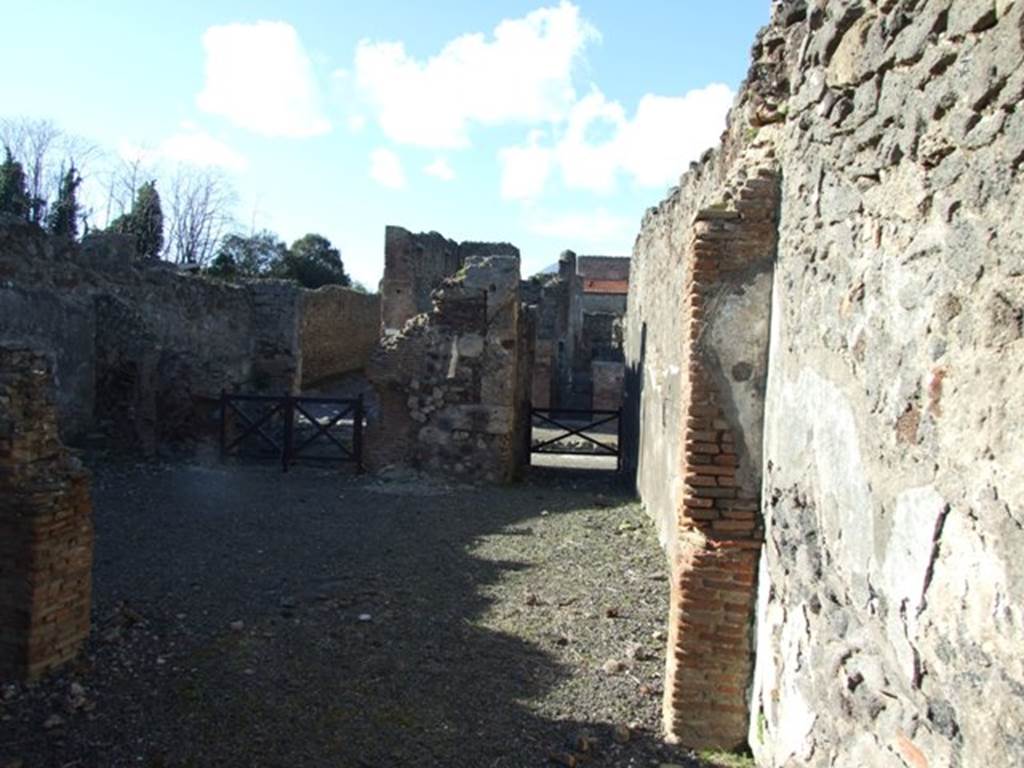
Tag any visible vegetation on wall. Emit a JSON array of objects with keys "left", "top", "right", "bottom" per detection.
[
  {"left": 107, "top": 180, "right": 164, "bottom": 259},
  {"left": 208, "top": 230, "right": 351, "bottom": 289}
]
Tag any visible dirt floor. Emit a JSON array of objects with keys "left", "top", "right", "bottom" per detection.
[{"left": 0, "top": 459, "right": 723, "bottom": 768}]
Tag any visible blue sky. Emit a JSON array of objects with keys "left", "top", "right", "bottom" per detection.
[{"left": 1, "top": 1, "right": 769, "bottom": 286}]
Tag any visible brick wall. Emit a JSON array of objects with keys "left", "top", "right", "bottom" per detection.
[
  {"left": 0, "top": 347, "right": 93, "bottom": 681},
  {"left": 664, "top": 541, "right": 760, "bottom": 747}
]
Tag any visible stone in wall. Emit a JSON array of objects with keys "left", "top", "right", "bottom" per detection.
[
  {"left": 366, "top": 249, "right": 531, "bottom": 483},
  {"left": 300, "top": 286, "right": 381, "bottom": 389},
  {"left": 0, "top": 346, "right": 93, "bottom": 681}
]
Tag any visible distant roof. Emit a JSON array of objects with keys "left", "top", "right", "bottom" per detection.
[
  {"left": 577, "top": 255, "right": 630, "bottom": 282},
  {"left": 583, "top": 278, "right": 628, "bottom": 295}
]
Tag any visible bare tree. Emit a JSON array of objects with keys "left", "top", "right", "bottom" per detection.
[
  {"left": 0, "top": 117, "right": 98, "bottom": 227},
  {"left": 163, "top": 167, "right": 236, "bottom": 266},
  {"left": 101, "top": 151, "right": 151, "bottom": 229}
]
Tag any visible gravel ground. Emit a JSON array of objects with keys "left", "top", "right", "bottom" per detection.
[{"left": 1, "top": 459, "right": 718, "bottom": 768}]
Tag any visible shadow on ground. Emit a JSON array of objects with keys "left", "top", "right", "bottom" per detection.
[{"left": 1, "top": 460, "right": 711, "bottom": 768}]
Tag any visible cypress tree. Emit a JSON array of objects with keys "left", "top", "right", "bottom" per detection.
[
  {"left": 133, "top": 181, "right": 164, "bottom": 259},
  {"left": 0, "top": 146, "right": 30, "bottom": 220},
  {"left": 47, "top": 166, "right": 81, "bottom": 238}
]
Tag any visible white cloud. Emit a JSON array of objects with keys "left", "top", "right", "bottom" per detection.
[
  {"left": 528, "top": 208, "right": 633, "bottom": 243},
  {"left": 369, "top": 148, "right": 407, "bottom": 189},
  {"left": 353, "top": 2, "right": 598, "bottom": 148},
  {"left": 498, "top": 129, "right": 552, "bottom": 200},
  {"left": 119, "top": 128, "right": 248, "bottom": 171},
  {"left": 197, "top": 21, "right": 330, "bottom": 137},
  {"left": 617, "top": 85, "right": 735, "bottom": 186},
  {"left": 347, "top": 115, "right": 367, "bottom": 133},
  {"left": 424, "top": 157, "right": 455, "bottom": 181},
  {"left": 556, "top": 88, "right": 625, "bottom": 193},
  {"left": 159, "top": 131, "right": 248, "bottom": 171},
  {"left": 498, "top": 82, "right": 733, "bottom": 199}
]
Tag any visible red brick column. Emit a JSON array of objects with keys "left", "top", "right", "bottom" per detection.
[
  {"left": 0, "top": 347, "right": 94, "bottom": 681},
  {"left": 662, "top": 171, "right": 778, "bottom": 748}
]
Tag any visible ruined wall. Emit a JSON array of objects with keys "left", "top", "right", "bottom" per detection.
[
  {"left": 0, "top": 347, "right": 93, "bottom": 680},
  {"left": 381, "top": 225, "right": 518, "bottom": 332},
  {"left": 0, "top": 222, "right": 303, "bottom": 451},
  {"left": 367, "top": 250, "right": 530, "bottom": 482},
  {"left": 557, "top": 252, "right": 584, "bottom": 409},
  {"left": 522, "top": 277, "right": 555, "bottom": 408},
  {"left": 300, "top": 286, "right": 381, "bottom": 389},
  {"left": 522, "top": 267, "right": 575, "bottom": 410},
  {"left": 626, "top": 0, "right": 1024, "bottom": 764},
  {"left": 526, "top": 250, "right": 629, "bottom": 411}
]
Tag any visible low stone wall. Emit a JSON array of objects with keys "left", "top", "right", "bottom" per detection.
[
  {"left": 366, "top": 252, "right": 530, "bottom": 483},
  {"left": 0, "top": 347, "right": 93, "bottom": 681},
  {"left": 300, "top": 286, "right": 381, "bottom": 389}
]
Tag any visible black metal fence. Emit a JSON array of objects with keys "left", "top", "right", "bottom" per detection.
[
  {"left": 220, "top": 392, "right": 364, "bottom": 472},
  {"left": 529, "top": 407, "right": 622, "bottom": 471}
]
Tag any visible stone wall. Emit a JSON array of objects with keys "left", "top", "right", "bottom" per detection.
[
  {"left": 625, "top": 0, "right": 1024, "bottom": 764},
  {"left": 521, "top": 265, "right": 576, "bottom": 410},
  {"left": 381, "top": 226, "right": 519, "bottom": 332},
  {"left": 0, "top": 222, "right": 304, "bottom": 452},
  {"left": 754, "top": 2, "right": 1024, "bottom": 765},
  {"left": 591, "top": 360, "right": 625, "bottom": 411},
  {"left": 366, "top": 249, "right": 531, "bottom": 483},
  {"left": 0, "top": 347, "right": 93, "bottom": 681},
  {"left": 300, "top": 286, "right": 381, "bottom": 389}
]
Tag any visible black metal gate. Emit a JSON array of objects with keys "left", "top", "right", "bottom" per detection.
[
  {"left": 219, "top": 392, "right": 364, "bottom": 472},
  {"left": 529, "top": 407, "right": 622, "bottom": 471}
]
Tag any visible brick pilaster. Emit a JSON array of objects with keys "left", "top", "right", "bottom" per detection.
[
  {"left": 662, "top": 170, "right": 779, "bottom": 748},
  {"left": 0, "top": 347, "right": 94, "bottom": 681}
]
